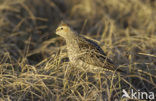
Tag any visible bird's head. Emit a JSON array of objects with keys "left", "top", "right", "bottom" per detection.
[{"left": 56, "top": 21, "right": 72, "bottom": 38}]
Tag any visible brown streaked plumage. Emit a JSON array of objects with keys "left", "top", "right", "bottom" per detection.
[{"left": 56, "top": 21, "right": 124, "bottom": 73}]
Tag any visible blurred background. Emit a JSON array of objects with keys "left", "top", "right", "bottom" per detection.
[{"left": 0, "top": 0, "right": 156, "bottom": 100}]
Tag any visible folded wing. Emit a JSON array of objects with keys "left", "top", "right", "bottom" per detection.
[{"left": 77, "top": 36, "right": 123, "bottom": 72}]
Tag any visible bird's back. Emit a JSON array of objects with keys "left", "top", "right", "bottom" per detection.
[{"left": 76, "top": 36, "right": 123, "bottom": 72}]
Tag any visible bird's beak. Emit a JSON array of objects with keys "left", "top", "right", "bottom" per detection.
[
  {"left": 56, "top": 28, "right": 59, "bottom": 32},
  {"left": 56, "top": 28, "right": 59, "bottom": 35}
]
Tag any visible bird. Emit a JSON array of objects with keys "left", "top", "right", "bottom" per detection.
[{"left": 56, "top": 21, "right": 125, "bottom": 73}]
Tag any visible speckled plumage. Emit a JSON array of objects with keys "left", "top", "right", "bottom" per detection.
[{"left": 56, "top": 22, "right": 124, "bottom": 73}]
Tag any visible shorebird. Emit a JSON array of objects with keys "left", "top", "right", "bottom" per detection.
[{"left": 56, "top": 21, "right": 124, "bottom": 73}]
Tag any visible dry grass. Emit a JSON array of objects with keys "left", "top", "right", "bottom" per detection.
[{"left": 0, "top": 0, "right": 156, "bottom": 101}]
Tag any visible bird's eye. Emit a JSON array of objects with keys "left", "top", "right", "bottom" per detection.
[{"left": 60, "top": 27, "right": 63, "bottom": 30}]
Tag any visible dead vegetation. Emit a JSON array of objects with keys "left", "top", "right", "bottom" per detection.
[{"left": 0, "top": 0, "right": 156, "bottom": 101}]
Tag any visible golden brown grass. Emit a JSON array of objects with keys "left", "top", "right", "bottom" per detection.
[{"left": 0, "top": 0, "right": 156, "bottom": 101}]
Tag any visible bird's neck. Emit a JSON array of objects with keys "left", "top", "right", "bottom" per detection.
[
  {"left": 65, "top": 31, "right": 79, "bottom": 46},
  {"left": 66, "top": 35, "right": 79, "bottom": 48},
  {"left": 65, "top": 32, "right": 80, "bottom": 56}
]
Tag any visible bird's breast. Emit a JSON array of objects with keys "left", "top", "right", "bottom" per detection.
[
  {"left": 66, "top": 40, "right": 80, "bottom": 62},
  {"left": 67, "top": 47, "right": 79, "bottom": 62}
]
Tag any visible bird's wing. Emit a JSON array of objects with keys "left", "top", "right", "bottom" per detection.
[{"left": 77, "top": 36, "right": 119, "bottom": 72}]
